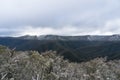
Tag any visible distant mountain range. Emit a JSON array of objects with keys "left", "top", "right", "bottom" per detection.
[
  {"left": 18, "top": 34, "right": 120, "bottom": 41},
  {"left": 0, "top": 34, "right": 120, "bottom": 62}
]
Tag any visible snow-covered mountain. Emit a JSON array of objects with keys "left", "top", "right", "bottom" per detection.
[{"left": 18, "top": 34, "right": 120, "bottom": 41}]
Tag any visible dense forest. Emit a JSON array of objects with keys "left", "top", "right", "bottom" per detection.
[{"left": 0, "top": 37, "right": 120, "bottom": 62}]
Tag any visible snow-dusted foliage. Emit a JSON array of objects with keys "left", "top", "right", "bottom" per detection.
[{"left": 0, "top": 46, "right": 120, "bottom": 80}]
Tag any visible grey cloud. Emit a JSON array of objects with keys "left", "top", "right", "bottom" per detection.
[{"left": 0, "top": 0, "right": 120, "bottom": 36}]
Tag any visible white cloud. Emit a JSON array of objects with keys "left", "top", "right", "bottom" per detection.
[
  {"left": 18, "top": 26, "right": 79, "bottom": 36},
  {"left": 105, "top": 19, "right": 120, "bottom": 28},
  {"left": 103, "top": 19, "right": 120, "bottom": 33},
  {"left": 18, "top": 25, "right": 115, "bottom": 36},
  {"left": 0, "top": 0, "right": 120, "bottom": 36}
]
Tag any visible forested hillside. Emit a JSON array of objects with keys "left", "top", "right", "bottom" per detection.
[
  {"left": 0, "top": 46, "right": 120, "bottom": 80},
  {"left": 0, "top": 37, "right": 120, "bottom": 62}
]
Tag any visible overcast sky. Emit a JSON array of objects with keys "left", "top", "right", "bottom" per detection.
[{"left": 0, "top": 0, "right": 120, "bottom": 36}]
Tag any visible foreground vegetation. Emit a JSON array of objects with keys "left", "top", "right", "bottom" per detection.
[{"left": 0, "top": 46, "right": 120, "bottom": 80}]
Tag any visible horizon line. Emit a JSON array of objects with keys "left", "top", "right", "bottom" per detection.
[{"left": 1, "top": 34, "right": 120, "bottom": 37}]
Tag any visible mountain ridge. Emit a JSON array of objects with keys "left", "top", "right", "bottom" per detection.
[{"left": 10, "top": 34, "right": 120, "bottom": 41}]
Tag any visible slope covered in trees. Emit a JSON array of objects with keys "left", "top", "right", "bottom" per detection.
[
  {"left": 0, "top": 37, "right": 120, "bottom": 62},
  {"left": 0, "top": 46, "right": 120, "bottom": 80}
]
